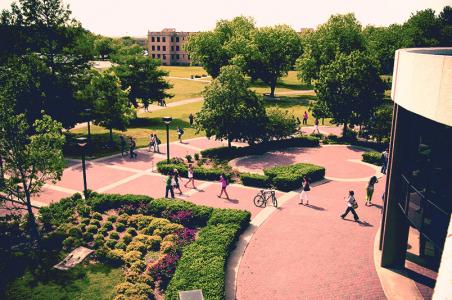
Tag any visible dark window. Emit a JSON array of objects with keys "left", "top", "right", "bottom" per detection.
[
  {"left": 188, "top": 54, "right": 190, "bottom": 59},
  {"left": 157, "top": 36, "right": 160, "bottom": 42},
  {"left": 152, "top": 54, "right": 155, "bottom": 58},
  {"left": 151, "top": 45, "right": 155, "bottom": 51},
  {"left": 176, "top": 37, "right": 179, "bottom": 42},
  {"left": 163, "top": 54, "right": 166, "bottom": 60},
  {"left": 171, "top": 54, "right": 175, "bottom": 59},
  {"left": 157, "top": 54, "right": 161, "bottom": 58},
  {"left": 162, "top": 37, "right": 166, "bottom": 42},
  {"left": 171, "top": 37, "right": 174, "bottom": 42},
  {"left": 157, "top": 46, "right": 160, "bottom": 51},
  {"left": 151, "top": 37, "right": 155, "bottom": 42},
  {"left": 176, "top": 54, "right": 180, "bottom": 59},
  {"left": 163, "top": 46, "right": 166, "bottom": 51},
  {"left": 176, "top": 46, "right": 180, "bottom": 51},
  {"left": 171, "top": 46, "right": 174, "bottom": 51}
]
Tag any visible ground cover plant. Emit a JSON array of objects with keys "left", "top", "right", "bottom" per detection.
[{"left": 2, "top": 193, "right": 250, "bottom": 300}]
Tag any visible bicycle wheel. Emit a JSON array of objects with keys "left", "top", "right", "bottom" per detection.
[
  {"left": 272, "top": 195, "right": 278, "bottom": 208},
  {"left": 253, "top": 194, "right": 266, "bottom": 207}
]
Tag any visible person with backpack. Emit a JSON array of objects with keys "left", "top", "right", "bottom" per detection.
[
  {"left": 299, "top": 177, "right": 311, "bottom": 205},
  {"left": 366, "top": 176, "right": 379, "bottom": 206},
  {"left": 120, "top": 135, "right": 126, "bottom": 157},
  {"left": 148, "top": 134, "right": 155, "bottom": 152},
  {"left": 184, "top": 164, "right": 196, "bottom": 189},
  {"left": 341, "top": 190, "right": 360, "bottom": 222},
  {"left": 217, "top": 174, "right": 230, "bottom": 200},
  {"left": 165, "top": 172, "right": 175, "bottom": 199},
  {"left": 177, "top": 126, "right": 184, "bottom": 143},
  {"left": 380, "top": 148, "right": 389, "bottom": 174},
  {"left": 129, "top": 137, "right": 137, "bottom": 159},
  {"left": 312, "top": 118, "right": 320, "bottom": 134},
  {"left": 154, "top": 134, "right": 160, "bottom": 153},
  {"left": 172, "top": 169, "right": 183, "bottom": 195}
]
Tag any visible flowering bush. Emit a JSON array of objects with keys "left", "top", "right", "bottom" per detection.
[
  {"left": 162, "top": 210, "right": 193, "bottom": 227},
  {"left": 148, "top": 253, "right": 180, "bottom": 288},
  {"left": 174, "top": 228, "right": 197, "bottom": 247}
]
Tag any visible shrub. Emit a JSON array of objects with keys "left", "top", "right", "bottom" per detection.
[
  {"left": 153, "top": 223, "right": 184, "bottom": 237},
  {"left": 122, "top": 233, "right": 133, "bottom": 244},
  {"left": 156, "top": 161, "right": 232, "bottom": 182},
  {"left": 67, "top": 226, "right": 82, "bottom": 238},
  {"left": 362, "top": 151, "right": 382, "bottom": 166},
  {"left": 127, "top": 214, "right": 154, "bottom": 230},
  {"left": 130, "top": 260, "right": 147, "bottom": 272},
  {"left": 240, "top": 173, "right": 270, "bottom": 188},
  {"left": 148, "top": 253, "right": 180, "bottom": 289},
  {"left": 39, "top": 193, "right": 83, "bottom": 227},
  {"left": 115, "top": 241, "right": 127, "bottom": 250},
  {"left": 134, "top": 234, "right": 162, "bottom": 251},
  {"left": 126, "top": 228, "right": 137, "bottom": 236},
  {"left": 208, "top": 209, "right": 251, "bottom": 233},
  {"left": 89, "top": 219, "right": 101, "bottom": 228},
  {"left": 115, "top": 223, "right": 126, "bottom": 232},
  {"left": 87, "top": 194, "right": 152, "bottom": 212},
  {"left": 106, "top": 239, "right": 118, "bottom": 249},
  {"left": 80, "top": 218, "right": 91, "bottom": 225},
  {"left": 160, "top": 241, "right": 178, "bottom": 254},
  {"left": 165, "top": 224, "right": 242, "bottom": 300},
  {"left": 126, "top": 241, "right": 147, "bottom": 254},
  {"left": 93, "top": 238, "right": 105, "bottom": 249},
  {"left": 91, "top": 212, "right": 103, "bottom": 220},
  {"left": 102, "top": 221, "right": 113, "bottom": 231},
  {"left": 77, "top": 204, "right": 91, "bottom": 218},
  {"left": 105, "top": 249, "right": 125, "bottom": 266},
  {"left": 85, "top": 225, "right": 98, "bottom": 234},
  {"left": 110, "top": 232, "right": 120, "bottom": 240},
  {"left": 98, "top": 227, "right": 109, "bottom": 236},
  {"left": 123, "top": 250, "right": 142, "bottom": 265},
  {"left": 124, "top": 270, "right": 155, "bottom": 288},
  {"left": 83, "top": 232, "right": 94, "bottom": 242},
  {"left": 107, "top": 215, "right": 118, "bottom": 223},
  {"left": 117, "top": 214, "right": 129, "bottom": 224},
  {"left": 185, "top": 154, "right": 192, "bottom": 163},
  {"left": 62, "top": 236, "right": 75, "bottom": 249},
  {"left": 94, "top": 234, "right": 104, "bottom": 241},
  {"left": 114, "top": 282, "right": 154, "bottom": 300},
  {"left": 194, "top": 153, "right": 200, "bottom": 161},
  {"left": 264, "top": 163, "right": 325, "bottom": 192}
]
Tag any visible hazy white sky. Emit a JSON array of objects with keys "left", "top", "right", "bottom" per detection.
[{"left": 1, "top": 0, "right": 451, "bottom": 36}]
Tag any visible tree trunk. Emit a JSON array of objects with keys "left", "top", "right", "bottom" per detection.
[
  {"left": 227, "top": 135, "right": 232, "bottom": 148},
  {"left": 342, "top": 122, "right": 348, "bottom": 138},
  {"left": 109, "top": 128, "right": 114, "bottom": 144},
  {"left": 321, "top": 118, "right": 324, "bottom": 125},
  {"left": 25, "top": 191, "right": 40, "bottom": 244},
  {"left": 270, "top": 79, "right": 277, "bottom": 98}
]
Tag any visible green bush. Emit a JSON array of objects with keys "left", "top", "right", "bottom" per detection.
[
  {"left": 107, "top": 215, "right": 118, "bottom": 223},
  {"left": 239, "top": 173, "right": 270, "bottom": 188},
  {"left": 91, "top": 212, "right": 103, "bottom": 220},
  {"left": 126, "top": 228, "right": 137, "bottom": 236},
  {"left": 123, "top": 233, "right": 133, "bottom": 244},
  {"left": 264, "top": 163, "right": 325, "bottom": 192},
  {"left": 98, "top": 227, "right": 109, "bottom": 236},
  {"left": 165, "top": 224, "right": 242, "bottom": 300},
  {"left": 39, "top": 193, "right": 83, "bottom": 227},
  {"left": 114, "top": 282, "right": 154, "bottom": 300},
  {"left": 62, "top": 236, "right": 75, "bottom": 249},
  {"left": 362, "top": 151, "right": 382, "bottom": 166},
  {"left": 115, "top": 241, "right": 127, "bottom": 250},
  {"left": 102, "top": 221, "right": 113, "bottom": 231},
  {"left": 208, "top": 209, "right": 251, "bottom": 234},
  {"left": 110, "top": 232, "right": 120, "bottom": 240},
  {"left": 156, "top": 161, "right": 232, "bottom": 182},
  {"left": 146, "top": 199, "right": 213, "bottom": 228},
  {"left": 87, "top": 194, "right": 153, "bottom": 212},
  {"left": 106, "top": 239, "right": 117, "bottom": 249},
  {"left": 80, "top": 218, "right": 91, "bottom": 225},
  {"left": 85, "top": 225, "right": 98, "bottom": 234},
  {"left": 116, "top": 223, "right": 126, "bottom": 232},
  {"left": 67, "top": 226, "right": 82, "bottom": 238},
  {"left": 89, "top": 219, "right": 101, "bottom": 228},
  {"left": 83, "top": 232, "right": 94, "bottom": 242}
]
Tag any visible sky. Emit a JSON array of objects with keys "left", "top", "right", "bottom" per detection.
[{"left": 1, "top": 0, "right": 451, "bottom": 37}]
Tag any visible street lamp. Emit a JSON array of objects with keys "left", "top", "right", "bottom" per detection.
[
  {"left": 85, "top": 108, "right": 92, "bottom": 145},
  {"left": 77, "top": 137, "right": 89, "bottom": 198},
  {"left": 162, "top": 117, "right": 172, "bottom": 163}
]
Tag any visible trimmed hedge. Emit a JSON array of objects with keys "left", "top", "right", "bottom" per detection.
[
  {"left": 200, "top": 136, "right": 320, "bottom": 160},
  {"left": 207, "top": 209, "right": 251, "bottom": 234},
  {"left": 362, "top": 151, "right": 382, "bottom": 166},
  {"left": 239, "top": 173, "right": 270, "bottom": 188},
  {"left": 264, "top": 163, "right": 325, "bottom": 192},
  {"left": 87, "top": 194, "right": 152, "bottom": 212},
  {"left": 165, "top": 224, "right": 241, "bottom": 300},
  {"left": 156, "top": 161, "right": 233, "bottom": 182}
]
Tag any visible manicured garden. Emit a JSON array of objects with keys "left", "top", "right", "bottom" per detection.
[{"left": 1, "top": 193, "right": 251, "bottom": 300}]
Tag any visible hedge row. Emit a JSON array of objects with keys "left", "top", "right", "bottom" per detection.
[
  {"left": 165, "top": 224, "right": 241, "bottom": 300},
  {"left": 239, "top": 173, "right": 270, "bottom": 188},
  {"left": 362, "top": 151, "right": 382, "bottom": 166},
  {"left": 156, "top": 161, "right": 233, "bottom": 182},
  {"left": 200, "top": 136, "right": 320, "bottom": 160},
  {"left": 264, "top": 163, "right": 325, "bottom": 192},
  {"left": 87, "top": 194, "right": 153, "bottom": 212}
]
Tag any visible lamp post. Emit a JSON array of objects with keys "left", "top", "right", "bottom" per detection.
[
  {"left": 85, "top": 108, "right": 92, "bottom": 145},
  {"left": 162, "top": 117, "right": 172, "bottom": 163},
  {"left": 77, "top": 137, "right": 89, "bottom": 198}
]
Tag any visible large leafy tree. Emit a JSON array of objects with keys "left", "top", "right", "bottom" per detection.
[
  {"left": 236, "top": 25, "right": 302, "bottom": 97},
  {"left": 296, "top": 14, "right": 365, "bottom": 83},
  {"left": 94, "top": 36, "right": 115, "bottom": 60},
  {"left": 0, "top": 0, "right": 92, "bottom": 128},
  {"left": 78, "top": 71, "right": 135, "bottom": 143},
  {"left": 0, "top": 96, "right": 65, "bottom": 243},
  {"left": 113, "top": 56, "right": 173, "bottom": 108},
  {"left": 403, "top": 8, "right": 442, "bottom": 47},
  {"left": 195, "top": 65, "right": 267, "bottom": 147},
  {"left": 362, "top": 104, "right": 393, "bottom": 142},
  {"left": 315, "top": 51, "right": 385, "bottom": 137},
  {"left": 439, "top": 6, "right": 452, "bottom": 46}
]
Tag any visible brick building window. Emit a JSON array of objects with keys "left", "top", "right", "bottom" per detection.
[
  {"left": 171, "top": 37, "right": 174, "bottom": 42},
  {"left": 171, "top": 46, "right": 174, "bottom": 51},
  {"left": 163, "top": 46, "right": 166, "bottom": 51},
  {"left": 157, "top": 45, "right": 160, "bottom": 51},
  {"left": 176, "top": 54, "right": 180, "bottom": 59},
  {"left": 151, "top": 45, "right": 155, "bottom": 51},
  {"left": 162, "top": 37, "right": 166, "bottom": 42},
  {"left": 176, "top": 46, "right": 180, "bottom": 51},
  {"left": 157, "top": 36, "right": 160, "bottom": 42},
  {"left": 157, "top": 54, "right": 161, "bottom": 58},
  {"left": 163, "top": 54, "right": 166, "bottom": 59},
  {"left": 152, "top": 54, "right": 155, "bottom": 58},
  {"left": 171, "top": 54, "right": 175, "bottom": 59},
  {"left": 176, "top": 37, "right": 179, "bottom": 42},
  {"left": 151, "top": 37, "right": 155, "bottom": 42}
]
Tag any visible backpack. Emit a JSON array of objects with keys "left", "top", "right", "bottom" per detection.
[
  {"left": 157, "top": 138, "right": 161, "bottom": 145},
  {"left": 179, "top": 128, "right": 184, "bottom": 135}
]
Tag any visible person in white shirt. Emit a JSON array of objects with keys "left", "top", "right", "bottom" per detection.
[
  {"left": 184, "top": 164, "right": 196, "bottom": 189},
  {"left": 340, "top": 190, "right": 360, "bottom": 222}
]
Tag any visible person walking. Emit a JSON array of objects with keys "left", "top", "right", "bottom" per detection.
[
  {"left": 154, "top": 134, "right": 160, "bottom": 153},
  {"left": 303, "top": 111, "right": 309, "bottom": 125},
  {"left": 148, "top": 134, "right": 154, "bottom": 152},
  {"left": 173, "top": 169, "right": 183, "bottom": 195},
  {"left": 165, "top": 172, "right": 175, "bottom": 199},
  {"left": 129, "top": 137, "right": 137, "bottom": 159},
  {"left": 312, "top": 118, "right": 320, "bottom": 134},
  {"left": 380, "top": 148, "right": 389, "bottom": 174},
  {"left": 299, "top": 177, "right": 310, "bottom": 205},
  {"left": 217, "top": 174, "right": 230, "bottom": 200},
  {"left": 366, "top": 176, "right": 378, "bottom": 206},
  {"left": 184, "top": 164, "right": 196, "bottom": 189},
  {"left": 340, "top": 191, "right": 360, "bottom": 222},
  {"left": 177, "top": 126, "right": 184, "bottom": 143},
  {"left": 120, "top": 135, "right": 126, "bottom": 157},
  {"left": 189, "top": 113, "right": 194, "bottom": 127}
]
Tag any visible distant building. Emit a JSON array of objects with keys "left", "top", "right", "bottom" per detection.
[{"left": 147, "top": 28, "right": 192, "bottom": 66}]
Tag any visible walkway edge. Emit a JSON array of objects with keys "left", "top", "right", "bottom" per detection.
[
  {"left": 373, "top": 228, "right": 423, "bottom": 300},
  {"left": 225, "top": 192, "right": 297, "bottom": 300}
]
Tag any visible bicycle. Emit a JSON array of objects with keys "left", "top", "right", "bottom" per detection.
[{"left": 253, "top": 188, "right": 278, "bottom": 208}]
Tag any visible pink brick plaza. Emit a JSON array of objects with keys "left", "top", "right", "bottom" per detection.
[{"left": 22, "top": 132, "right": 389, "bottom": 299}]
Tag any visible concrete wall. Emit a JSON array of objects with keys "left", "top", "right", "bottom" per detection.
[{"left": 391, "top": 48, "right": 452, "bottom": 127}]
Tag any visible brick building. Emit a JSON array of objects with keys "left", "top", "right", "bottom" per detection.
[{"left": 147, "top": 28, "right": 192, "bottom": 65}]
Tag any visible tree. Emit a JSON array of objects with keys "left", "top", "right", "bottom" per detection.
[
  {"left": 264, "top": 108, "right": 299, "bottom": 141},
  {"left": 113, "top": 56, "right": 173, "bottom": 108},
  {"left": 0, "top": 0, "right": 93, "bottom": 128},
  {"left": 403, "top": 9, "right": 442, "bottom": 47},
  {"left": 362, "top": 104, "right": 393, "bottom": 142},
  {"left": 237, "top": 25, "right": 302, "bottom": 97},
  {"left": 439, "top": 6, "right": 452, "bottom": 46},
  {"left": 94, "top": 36, "right": 114, "bottom": 60},
  {"left": 296, "top": 14, "right": 365, "bottom": 83},
  {"left": 0, "top": 97, "right": 65, "bottom": 243},
  {"left": 195, "top": 65, "right": 267, "bottom": 147},
  {"left": 309, "top": 100, "right": 331, "bottom": 125},
  {"left": 315, "top": 51, "right": 385, "bottom": 137},
  {"left": 78, "top": 71, "right": 135, "bottom": 143}
]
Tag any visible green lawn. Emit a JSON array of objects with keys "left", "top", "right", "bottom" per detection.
[
  {"left": 166, "top": 78, "right": 209, "bottom": 103},
  {"left": 5, "top": 263, "right": 123, "bottom": 300},
  {"left": 160, "top": 65, "right": 209, "bottom": 78}
]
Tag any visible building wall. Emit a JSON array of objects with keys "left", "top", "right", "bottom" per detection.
[{"left": 147, "top": 29, "right": 192, "bottom": 65}]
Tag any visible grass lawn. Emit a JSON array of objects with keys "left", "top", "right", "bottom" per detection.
[
  {"left": 166, "top": 78, "right": 209, "bottom": 103},
  {"left": 160, "top": 65, "right": 209, "bottom": 78},
  {"left": 5, "top": 263, "right": 123, "bottom": 300}
]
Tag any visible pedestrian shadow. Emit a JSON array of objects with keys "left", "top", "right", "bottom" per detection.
[
  {"left": 304, "top": 204, "right": 326, "bottom": 211},
  {"left": 224, "top": 198, "right": 239, "bottom": 204},
  {"left": 369, "top": 203, "right": 383, "bottom": 209},
  {"left": 342, "top": 219, "right": 373, "bottom": 227}
]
